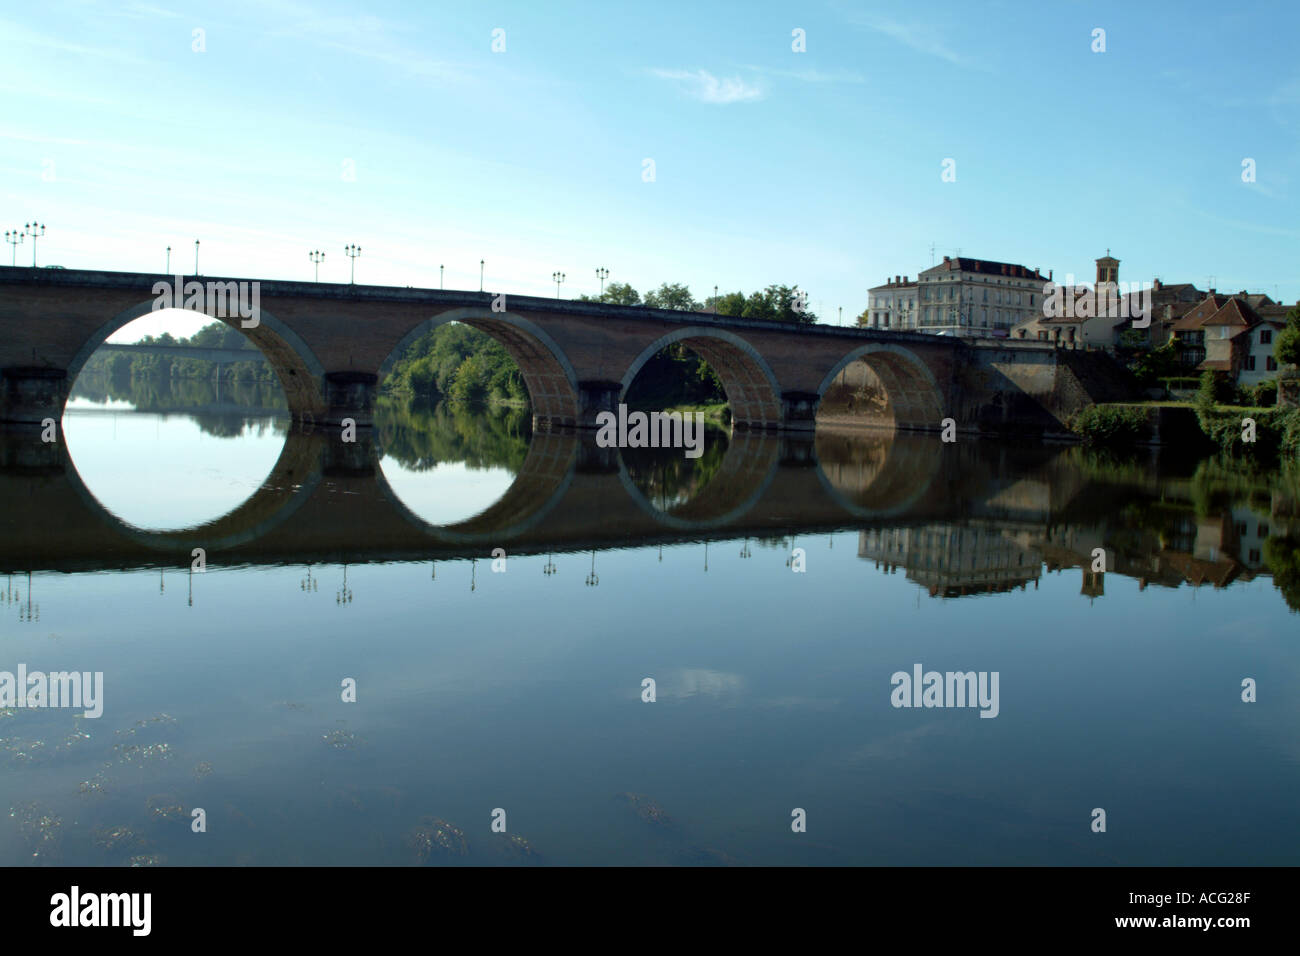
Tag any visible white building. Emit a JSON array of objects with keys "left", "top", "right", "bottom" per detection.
[{"left": 865, "top": 257, "right": 1052, "bottom": 337}]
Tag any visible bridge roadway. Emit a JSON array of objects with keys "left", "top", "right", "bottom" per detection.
[
  {"left": 1, "top": 267, "right": 1079, "bottom": 436},
  {"left": 0, "top": 427, "right": 1077, "bottom": 574}
]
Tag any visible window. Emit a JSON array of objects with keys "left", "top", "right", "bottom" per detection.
[
  {"left": 1235, "top": 522, "right": 1247, "bottom": 537},
  {"left": 1259, "top": 524, "right": 1269, "bottom": 538},
  {"left": 1246, "top": 355, "right": 1256, "bottom": 371},
  {"left": 1260, "top": 329, "right": 1272, "bottom": 344},
  {"left": 1220, "top": 326, "right": 1229, "bottom": 339},
  {"left": 983, "top": 289, "right": 988, "bottom": 303},
  {"left": 1249, "top": 549, "right": 1261, "bottom": 563},
  {"left": 1267, "top": 356, "right": 1278, "bottom": 371}
]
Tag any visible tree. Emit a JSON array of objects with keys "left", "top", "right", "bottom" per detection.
[
  {"left": 1275, "top": 303, "right": 1300, "bottom": 368},
  {"left": 643, "top": 282, "right": 700, "bottom": 311},
  {"left": 740, "top": 285, "right": 817, "bottom": 324},
  {"left": 704, "top": 291, "right": 747, "bottom": 317},
  {"left": 579, "top": 282, "right": 641, "bottom": 306}
]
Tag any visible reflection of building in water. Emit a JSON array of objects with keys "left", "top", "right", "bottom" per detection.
[
  {"left": 863, "top": 507, "right": 1273, "bottom": 601},
  {"left": 858, "top": 524, "right": 1041, "bottom": 597}
]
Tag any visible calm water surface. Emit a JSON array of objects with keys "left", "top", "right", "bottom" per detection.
[{"left": 1, "top": 384, "right": 1297, "bottom": 866}]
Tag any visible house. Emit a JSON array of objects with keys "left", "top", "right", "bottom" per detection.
[{"left": 1170, "top": 292, "right": 1288, "bottom": 385}]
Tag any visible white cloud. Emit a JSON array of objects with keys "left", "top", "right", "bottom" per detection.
[{"left": 651, "top": 68, "right": 764, "bottom": 104}]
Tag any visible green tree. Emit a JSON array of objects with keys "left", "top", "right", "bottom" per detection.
[
  {"left": 643, "top": 282, "right": 700, "bottom": 311},
  {"left": 1275, "top": 303, "right": 1300, "bottom": 368},
  {"left": 579, "top": 282, "right": 641, "bottom": 306}
]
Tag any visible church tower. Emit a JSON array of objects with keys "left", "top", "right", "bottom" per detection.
[
  {"left": 1095, "top": 251, "right": 1119, "bottom": 286},
  {"left": 1095, "top": 250, "right": 1120, "bottom": 317}
]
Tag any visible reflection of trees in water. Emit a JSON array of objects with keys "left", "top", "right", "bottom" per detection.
[
  {"left": 375, "top": 398, "right": 531, "bottom": 472},
  {"left": 71, "top": 371, "right": 287, "bottom": 412},
  {"left": 621, "top": 428, "right": 729, "bottom": 511},
  {"left": 1263, "top": 536, "right": 1300, "bottom": 612},
  {"left": 69, "top": 372, "right": 289, "bottom": 439}
]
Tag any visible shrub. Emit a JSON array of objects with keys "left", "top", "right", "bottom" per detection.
[{"left": 1071, "top": 405, "right": 1151, "bottom": 447}]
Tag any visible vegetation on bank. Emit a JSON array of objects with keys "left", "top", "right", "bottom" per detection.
[{"left": 1072, "top": 368, "right": 1299, "bottom": 464}]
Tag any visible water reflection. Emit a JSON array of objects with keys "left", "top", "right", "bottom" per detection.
[{"left": 2, "top": 387, "right": 1298, "bottom": 866}]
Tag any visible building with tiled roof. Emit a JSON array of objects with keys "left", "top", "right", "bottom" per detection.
[{"left": 1171, "top": 292, "right": 1288, "bottom": 384}]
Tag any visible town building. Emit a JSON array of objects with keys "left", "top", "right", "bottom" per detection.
[
  {"left": 865, "top": 257, "right": 1051, "bottom": 337},
  {"left": 1013, "top": 253, "right": 1137, "bottom": 348}
]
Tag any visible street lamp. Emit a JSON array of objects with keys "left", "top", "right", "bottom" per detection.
[
  {"left": 595, "top": 267, "right": 609, "bottom": 297},
  {"left": 194, "top": 239, "right": 200, "bottom": 276},
  {"left": 309, "top": 249, "right": 325, "bottom": 281},
  {"left": 4, "top": 230, "right": 22, "bottom": 267},
  {"left": 479, "top": 259, "right": 485, "bottom": 292},
  {"left": 345, "top": 244, "right": 361, "bottom": 284},
  {"left": 713, "top": 285, "right": 719, "bottom": 314},
  {"left": 552, "top": 271, "right": 566, "bottom": 298},
  {"left": 165, "top": 245, "right": 171, "bottom": 273},
  {"left": 439, "top": 264, "right": 444, "bottom": 290},
  {"left": 24, "top": 223, "right": 45, "bottom": 267}
]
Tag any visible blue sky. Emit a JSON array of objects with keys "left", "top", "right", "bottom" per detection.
[{"left": 2, "top": 0, "right": 1297, "bottom": 341}]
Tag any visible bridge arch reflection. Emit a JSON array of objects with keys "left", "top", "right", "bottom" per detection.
[{"left": 59, "top": 427, "right": 324, "bottom": 553}]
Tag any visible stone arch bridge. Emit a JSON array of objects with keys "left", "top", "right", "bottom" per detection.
[{"left": 0, "top": 267, "right": 1090, "bottom": 436}]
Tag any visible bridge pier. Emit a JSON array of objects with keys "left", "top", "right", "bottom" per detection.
[
  {"left": 1, "top": 367, "right": 68, "bottom": 426},
  {"left": 778, "top": 391, "right": 821, "bottom": 432},
  {"left": 572, "top": 380, "right": 621, "bottom": 431},
  {"left": 323, "top": 371, "right": 377, "bottom": 428}
]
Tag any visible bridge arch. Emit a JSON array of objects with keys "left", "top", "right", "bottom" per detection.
[
  {"left": 67, "top": 298, "right": 327, "bottom": 423},
  {"left": 378, "top": 308, "right": 581, "bottom": 429},
  {"left": 817, "top": 343, "right": 946, "bottom": 431},
  {"left": 619, "top": 327, "right": 783, "bottom": 430}
]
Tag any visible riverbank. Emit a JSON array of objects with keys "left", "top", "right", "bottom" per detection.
[{"left": 1071, "top": 401, "right": 1300, "bottom": 462}]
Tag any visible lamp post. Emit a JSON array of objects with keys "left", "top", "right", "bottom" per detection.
[
  {"left": 165, "top": 245, "right": 171, "bottom": 273},
  {"left": 479, "top": 259, "right": 484, "bottom": 292},
  {"left": 345, "top": 244, "right": 361, "bottom": 284},
  {"left": 439, "top": 264, "right": 444, "bottom": 290},
  {"left": 713, "top": 285, "right": 719, "bottom": 314},
  {"left": 24, "top": 223, "right": 45, "bottom": 267},
  {"left": 309, "top": 249, "right": 325, "bottom": 281},
  {"left": 838, "top": 306, "right": 843, "bottom": 326},
  {"left": 4, "top": 230, "right": 22, "bottom": 267},
  {"left": 552, "top": 271, "right": 565, "bottom": 298},
  {"left": 194, "top": 239, "right": 200, "bottom": 275},
  {"left": 595, "top": 267, "right": 609, "bottom": 297}
]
